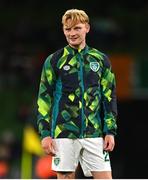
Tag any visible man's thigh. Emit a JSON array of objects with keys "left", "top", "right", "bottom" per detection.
[
  {"left": 79, "top": 138, "right": 111, "bottom": 177},
  {"left": 57, "top": 172, "right": 75, "bottom": 179},
  {"left": 52, "top": 138, "right": 81, "bottom": 172},
  {"left": 91, "top": 171, "right": 112, "bottom": 179}
]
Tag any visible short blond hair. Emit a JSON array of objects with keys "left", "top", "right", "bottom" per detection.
[{"left": 62, "top": 9, "right": 89, "bottom": 27}]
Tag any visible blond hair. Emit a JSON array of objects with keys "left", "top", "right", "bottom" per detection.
[{"left": 62, "top": 9, "right": 89, "bottom": 27}]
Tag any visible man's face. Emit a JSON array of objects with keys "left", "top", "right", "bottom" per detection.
[{"left": 63, "top": 19, "right": 90, "bottom": 49}]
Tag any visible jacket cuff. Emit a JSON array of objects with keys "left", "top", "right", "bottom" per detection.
[
  {"left": 104, "top": 130, "right": 117, "bottom": 136},
  {"left": 40, "top": 130, "right": 51, "bottom": 140}
]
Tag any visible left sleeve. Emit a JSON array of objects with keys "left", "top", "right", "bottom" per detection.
[{"left": 100, "top": 55, "right": 118, "bottom": 136}]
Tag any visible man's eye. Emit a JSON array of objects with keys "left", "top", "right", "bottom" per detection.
[
  {"left": 75, "top": 27, "right": 81, "bottom": 30},
  {"left": 65, "top": 28, "right": 70, "bottom": 31}
]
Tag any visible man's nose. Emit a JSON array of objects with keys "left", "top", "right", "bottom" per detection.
[{"left": 69, "top": 29, "right": 76, "bottom": 36}]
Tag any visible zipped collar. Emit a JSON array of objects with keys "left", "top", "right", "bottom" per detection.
[{"left": 65, "top": 45, "right": 89, "bottom": 55}]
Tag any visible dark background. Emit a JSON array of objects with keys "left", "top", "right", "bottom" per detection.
[{"left": 0, "top": 0, "right": 148, "bottom": 178}]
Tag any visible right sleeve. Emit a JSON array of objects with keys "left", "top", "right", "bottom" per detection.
[{"left": 37, "top": 55, "right": 56, "bottom": 139}]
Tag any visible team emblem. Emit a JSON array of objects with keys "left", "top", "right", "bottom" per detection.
[
  {"left": 63, "top": 65, "right": 70, "bottom": 71},
  {"left": 90, "top": 62, "right": 100, "bottom": 72},
  {"left": 54, "top": 157, "right": 60, "bottom": 166}
]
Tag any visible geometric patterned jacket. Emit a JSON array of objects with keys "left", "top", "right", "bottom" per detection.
[{"left": 37, "top": 45, "right": 117, "bottom": 139}]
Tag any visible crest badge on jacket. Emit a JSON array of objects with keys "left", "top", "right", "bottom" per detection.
[{"left": 90, "top": 62, "right": 100, "bottom": 72}]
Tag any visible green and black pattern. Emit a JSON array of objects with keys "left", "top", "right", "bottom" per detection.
[{"left": 37, "top": 45, "right": 117, "bottom": 139}]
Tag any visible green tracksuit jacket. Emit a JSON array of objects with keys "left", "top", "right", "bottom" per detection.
[{"left": 37, "top": 45, "right": 117, "bottom": 139}]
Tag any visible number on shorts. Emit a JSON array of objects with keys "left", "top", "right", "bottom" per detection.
[{"left": 103, "top": 150, "right": 110, "bottom": 161}]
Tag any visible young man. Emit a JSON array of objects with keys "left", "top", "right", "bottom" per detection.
[{"left": 37, "top": 9, "right": 117, "bottom": 179}]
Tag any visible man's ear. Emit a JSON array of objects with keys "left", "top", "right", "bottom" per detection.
[
  {"left": 63, "top": 26, "right": 65, "bottom": 33},
  {"left": 86, "top": 23, "right": 90, "bottom": 33},
  {"left": 63, "top": 26, "right": 66, "bottom": 35}
]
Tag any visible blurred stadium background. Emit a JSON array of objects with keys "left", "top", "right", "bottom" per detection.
[{"left": 0, "top": 0, "right": 148, "bottom": 178}]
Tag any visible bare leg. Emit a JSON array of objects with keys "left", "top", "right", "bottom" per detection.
[
  {"left": 91, "top": 171, "right": 112, "bottom": 179},
  {"left": 57, "top": 172, "right": 75, "bottom": 179}
]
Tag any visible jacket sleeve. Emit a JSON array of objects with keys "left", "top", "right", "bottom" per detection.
[
  {"left": 37, "top": 54, "right": 56, "bottom": 139},
  {"left": 101, "top": 55, "right": 117, "bottom": 136}
]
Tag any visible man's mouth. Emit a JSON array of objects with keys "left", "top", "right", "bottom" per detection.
[{"left": 70, "top": 37, "right": 78, "bottom": 41}]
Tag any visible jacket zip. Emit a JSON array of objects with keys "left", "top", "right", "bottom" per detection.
[{"left": 78, "top": 53, "right": 85, "bottom": 138}]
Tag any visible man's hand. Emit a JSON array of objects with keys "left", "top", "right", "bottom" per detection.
[
  {"left": 41, "top": 136, "right": 57, "bottom": 156},
  {"left": 103, "top": 135, "right": 115, "bottom": 152}
]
